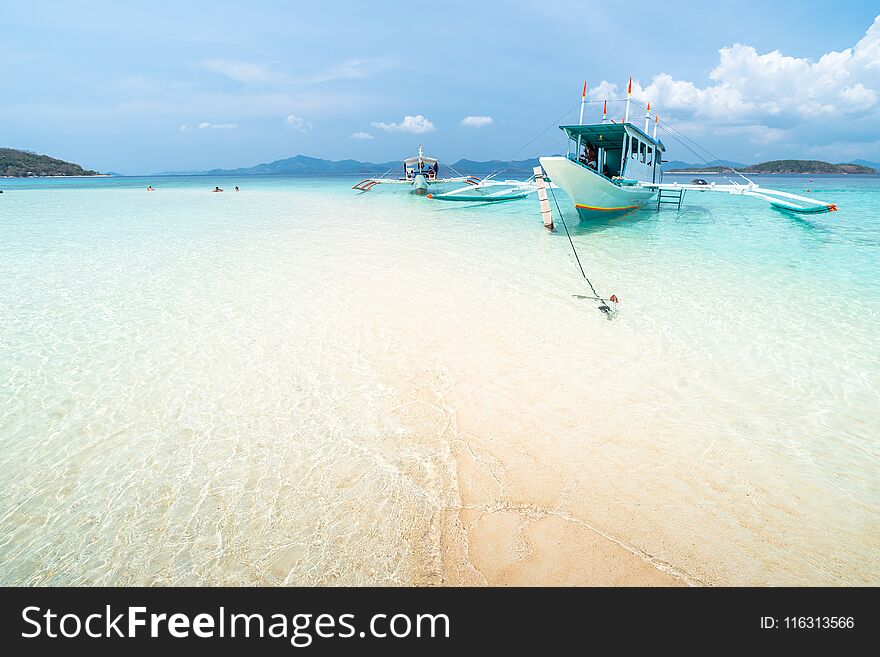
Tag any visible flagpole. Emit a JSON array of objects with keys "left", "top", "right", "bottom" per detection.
[
  {"left": 576, "top": 81, "right": 586, "bottom": 162},
  {"left": 624, "top": 76, "right": 632, "bottom": 124},
  {"left": 579, "top": 80, "right": 586, "bottom": 125}
]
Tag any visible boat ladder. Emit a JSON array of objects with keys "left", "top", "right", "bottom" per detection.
[{"left": 657, "top": 187, "right": 685, "bottom": 211}]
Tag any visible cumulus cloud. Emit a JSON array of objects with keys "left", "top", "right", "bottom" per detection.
[
  {"left": 371, "top": 114, "right": 435, "bottom": 133},
  {"left": 351, "top": 131, "right": 374, "bottom": 140},
  {"left": 461, "top": 115, "right": 494, "bottom": 127},
  {"left": 285, "top": 114, "right": 313, "bottom": 131},
  {"left": 587, "top": 15, "right": 880, "bottom": 147}
]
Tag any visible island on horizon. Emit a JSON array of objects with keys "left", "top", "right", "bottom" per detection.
[
  {"left": 666, "top": 159, "right": 877, "bottom": 175},
  {"left": 0, "top": 148, "right": 107, "bottom": 178}
]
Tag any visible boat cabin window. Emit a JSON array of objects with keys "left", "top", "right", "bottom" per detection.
[
  {"left": 640, "top": 142, "right": 647, "bottom": 163},
  {"left": 631, "top": 137, "right": 639, "bottom": 160},
  {"left": 564, "top": 129, "right": 626, "bottom": 178},
  {"left": 646, "top": 145, "right": 653, "bottom": 166}
]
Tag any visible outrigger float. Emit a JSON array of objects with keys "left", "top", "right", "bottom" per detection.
[
  {"left": 537, "top": 77, "right": 837, "bottom": 225},
  {"left": 353, "top": 145, "right": 479, "bottom": 195}
]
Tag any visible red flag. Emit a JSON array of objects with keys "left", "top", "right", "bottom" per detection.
[
  {"left": 582, "top": 80, "right": 587, "bottom": 99},
  {"left": 627, "top": 76, "right": 633, "bottom": 95},
  {"left": 647, "top": 101, "right": 651, "bottom": 112},
  {"left": 603, "top": 99, "right": 607, "bottom": 115}
]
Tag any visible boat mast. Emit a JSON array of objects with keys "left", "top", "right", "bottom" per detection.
[
  {"left": 644, "top": 101, "right": 651, "bottom": 134},
  {"left": 624, "top": 76, "right": 632, "bottom": 124},
  {"left": 653, "top": 114, "right": 658, "bottom": 141},
  {"left": 597, "top": 99, "right": 607, "bottom": 175},
  {"left": 576, "top": 81, "right": 586, "bottom": 161}
]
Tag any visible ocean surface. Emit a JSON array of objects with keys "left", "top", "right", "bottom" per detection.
[{"left": 1, "top": 173, "right": 878, "bottom": 585}]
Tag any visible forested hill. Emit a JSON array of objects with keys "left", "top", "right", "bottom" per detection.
[
  {"left": 744, "top": 160, "right": 876, "bottom": 174},
  {"left": 0, "top": 148, "right": 99, "bottom": 177},
  {"left": 668, "top": 159, "right": 877, "bottom": 174}
]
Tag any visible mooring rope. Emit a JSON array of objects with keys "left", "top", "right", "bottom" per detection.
[{"left": 546, "top": 181, "right": 616, "bottom": 315}]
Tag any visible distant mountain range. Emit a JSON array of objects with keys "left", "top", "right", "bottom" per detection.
[
  {"left": 157, "top": 154, "right": 542, "bottom": 177},
  {"left": 847, "top": 159, "right": 880, "bottom": 171},
  {"left": 666, "top": 159, "right": 877, "bottom": 174},
  {"left": 1, "top": 148, "right": 99, "bottom": 177},
  {"left": 4, "top": 147, "right": 876, "bottom": 179}
]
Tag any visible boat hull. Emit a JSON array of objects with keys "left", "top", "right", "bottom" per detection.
[
  {"left": 413, "top": 174, "right": 429, "bottom": 195},
  {"left": 539, "top": 156, "right": 656, "bottom": 219}
]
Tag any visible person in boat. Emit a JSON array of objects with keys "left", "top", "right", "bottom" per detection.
[
  {"left": 580, "top": 144, "right": 598, "bottom": 170},
  {"left": 578, "top": 143, "right": 598, "bottom": 169},
  {"left": 213, "top": 186, "right": 223, "bottom": 192}
]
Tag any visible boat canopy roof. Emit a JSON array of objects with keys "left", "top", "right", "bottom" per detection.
[
  {"left": 559, "top": 123, "right": 665, "bottom": 151},
  {"left": 403, "top": 155, "right": 438, "bottom": 165}
]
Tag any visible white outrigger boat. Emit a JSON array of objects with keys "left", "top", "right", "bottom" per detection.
[
  {"left": 353, "top": 146, "right": 478, "bottom": 196},
  {"left": 427, "top": 175, "right": 555, "bottom": 202},
  {"left": 539, "top": 79, "right": 838, "bottom": 222}
]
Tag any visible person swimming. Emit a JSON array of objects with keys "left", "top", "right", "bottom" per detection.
[
  {"left": 234, "top": 186, "right": 239, "bottom": 192},
  {"left": 213, "top": 186, "right": 223, "bottom": 192},
  {"left": 146, "top": 186, "right": 155, "bottom": 191}
]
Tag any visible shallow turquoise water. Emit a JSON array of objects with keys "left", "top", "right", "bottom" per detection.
[{"left": 1, "top": 174, "right": 877, "bottom": 585}]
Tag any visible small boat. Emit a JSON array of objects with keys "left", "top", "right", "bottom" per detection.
[
  {"left": 427, "top": 175, "right": 555, "bottom": 203},
  {"left": 353, "top": 146, "right": 478, "bottom": 195},
  {"left": 539, "top": 79, "right": 837, "bottom": 220}
]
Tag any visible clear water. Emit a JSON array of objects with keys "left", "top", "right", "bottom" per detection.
[{"left": 0, "top": 174, "right": 877, "bottom": 585}]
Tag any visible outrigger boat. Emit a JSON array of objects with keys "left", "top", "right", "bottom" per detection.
[
  {"left": 539, "top": 78, "right": 838, "bottom": 222},
  {"left": 353, "top": 146, "right": 478, "bottom": 196},
  {"left": 427, "top": 175, "right": 556, "bottom": 202}
]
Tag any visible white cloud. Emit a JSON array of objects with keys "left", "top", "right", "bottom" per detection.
[
  {"left": 351, "top": 131, "right": 374, "bottom": 140},
  {"left": 285, "top": 114, "right": 313, "bottom": 131},
  {"left": 586, "top": 15, "right": 880, "bottom": 143},
  {"left": 305, "top": 58, "right": 396, "bottom": 84},
  {"left": 461, "top": 115, "right": 494, "bottom": 127},
  {"left": 201, "top": 57, "right": 397, "bottom": 87},
  {"left": 371, "top": 114, "right": 435, "bottom": 133},
  {"left": 179, "top": 122, "right": 237, "bottom": 132},
  {"left": 201, "top": 59, "right": 289, "bottom": 86}
]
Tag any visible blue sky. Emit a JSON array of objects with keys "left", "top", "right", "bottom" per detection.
[{"left": 3, "top": 1, "right": 879, "bottom": 173}]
